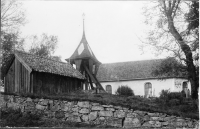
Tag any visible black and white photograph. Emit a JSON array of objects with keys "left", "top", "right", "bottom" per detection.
[{"left": 0, "top": 0, "right": 199, "bottom": 128}]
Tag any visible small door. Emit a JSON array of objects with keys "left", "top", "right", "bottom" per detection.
[
  {"left": 106, "top": 85, "right": 112, "bottom": 94},
  {"left": 144, "top": 82, "right": 152, "bottom": 98},
  {"left": 182, "top": 82, "right": 188, "bottom": 93},
  {"left": 183, "top": 81, "right": 189, "bottom": 98}
]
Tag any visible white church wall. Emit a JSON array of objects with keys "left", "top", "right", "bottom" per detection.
[{"left": 100, "top": 78, "right": 186, "bottom": 97}]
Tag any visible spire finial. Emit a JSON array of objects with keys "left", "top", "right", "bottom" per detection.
[{"left": 82, "top": 13, "right": 85, "bottom": 34}]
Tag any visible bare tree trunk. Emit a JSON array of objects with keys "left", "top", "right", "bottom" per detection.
[{"left": 167, "top": 15, "right": 198, "bottom": 99}]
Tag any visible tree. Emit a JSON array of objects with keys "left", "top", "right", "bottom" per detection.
[
  {"left": 1, "top": 0, "right": 26, "bottom": 80},
  {"left": 1, "top": 0, "right": 26, "bottom": 33},
  {"left": 142, "top": 1, "right": 199, "bottom": 99},
  {"left": 152, "top": 57, "right": 188, "bottom": 79},
  {"left": 0, "top": 32, "right": 25, "bottom": 80},
  {"left": 28, "top": 33, "right": 61, "bottom": 61}
]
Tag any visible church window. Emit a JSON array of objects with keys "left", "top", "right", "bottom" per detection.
[
  {"left": 106, "top": 85, "right": 112, "bottom": 94},
  {"left": 144, "top": 82, "right": 152, "bottom": 98}
]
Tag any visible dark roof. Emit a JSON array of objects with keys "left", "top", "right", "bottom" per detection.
[
  {"left": 13, "top": 51, "right": 85, "bottom": 80},
  {"left": 96, "top": 59, "right": 185, "bottom": 82},
  {"left": 66, "top": 31, "right": 101, "bottom": 65}
]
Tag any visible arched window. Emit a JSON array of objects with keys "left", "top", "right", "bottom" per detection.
[
  {"left": 144, "top": 82, "right": 152, "bottom": 98},
  {"left": 106, "top": 85, "right": 112, "bottom": 94}
]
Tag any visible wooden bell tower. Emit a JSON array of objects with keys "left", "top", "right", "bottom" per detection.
[{"left": 66, "top": 14, "right": 105, "bottom": 92}]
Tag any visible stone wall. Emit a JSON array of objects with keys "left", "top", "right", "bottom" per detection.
[{"left": 0, "top": 94, "right": 199, "bottom": 128}]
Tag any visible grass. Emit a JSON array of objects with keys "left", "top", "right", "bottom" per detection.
[{"left": 1, "top": 90, "right": 199, "bottom": 120}]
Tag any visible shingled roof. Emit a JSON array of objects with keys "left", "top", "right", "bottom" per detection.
[
  {"left": 12, "top": 51, "right": 85, "bottom": 80},
  {"left": 96, "top": 59, "right": 184, "bottom": 82}
]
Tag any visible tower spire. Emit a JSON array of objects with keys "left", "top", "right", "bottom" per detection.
[{"left": 82, "top": 13, "right": 85, "bottom": 36}]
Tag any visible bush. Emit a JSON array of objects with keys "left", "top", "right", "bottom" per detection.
[
  {"left": 115, "top": 85, "right": 134, "bottom": 96},
  {"left": 1, "top": 108, "right": 43, "bottom": 127},
  {"left": 159, "top": 90, "right": 185, "bottom": 104}
]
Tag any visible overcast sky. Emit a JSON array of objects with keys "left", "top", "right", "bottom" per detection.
[{"left": 20, "top": 1, "right": 166, "bottom": 63}]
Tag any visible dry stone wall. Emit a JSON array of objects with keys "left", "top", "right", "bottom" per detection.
[{"left": 0, "top": 94, "right": 199, "bottom": 128}]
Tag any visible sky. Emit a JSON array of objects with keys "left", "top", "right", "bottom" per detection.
[{"left": 20, "top": 0, "right": 166, "bottom": 63}]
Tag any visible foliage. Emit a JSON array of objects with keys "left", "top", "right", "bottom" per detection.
[
  {"left": 0, "top": 32, "right": 25, "bottom": 79},
  {"left": 1, "top": 0, "right": 26, "bottom": 79},
  {"left": 115, "top": 85, "right": 134, "bottom": 96},
  {"left": 152, "top": 58, "right": 187, "bottom": 78},
  {"left": 0, "top": 80, "right": 4, "bottom": 87},
  {"left": 28, "top": 34, "right": 58, "bottom": 58},
  {"left": 159, "top": 89, "right": 185, "bottom": 104},
  {"left": 1, "top": 108, "right": 43, "bottom": 127},
  {"left": 1, "top": 0, "right": 26, "bottom": 33},
  {"left": 185, "top": 1, "right": 199, "bottom": 35}
]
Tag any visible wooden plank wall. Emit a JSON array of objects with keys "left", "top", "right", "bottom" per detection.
[
  {"left": 32, "top": 72, "right": 82, "bottom": 95},
  {"left": 5, "top": 58, "right": 31, "bottom": 94},
  {"left": 5, "top": 60, "right": 15, "bottom": 93}
]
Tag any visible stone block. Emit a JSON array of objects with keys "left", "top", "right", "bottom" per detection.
[
  {"left": 55, "top": 111, "right": 65, "bottom": 119},
  {"left": 51, "top": 104, "right": 60, "bottom": 111},
  {"left": 99, "top": 117, "right": 105, "bottom": 121},
  {"left": 148, "top": 112, "right": 159, "bottom": 117},
  {"left": 142, "top": 122, "right": 152, "bottom": 127},
  {"left": 143, "top": 115, "right": 150, "bottom": 121},
  {"left": 26, "top": 101, "right": 35, "bottom": 107},
  {"left": 176, "top": 121, "right": 184, "bottom": 127},
  {"left": 77, "top": 101, "right": 90, "bottom": 108},
  {"left": 91, "top": 106, "right": 104, "bottom": 111},
  {"left": 72, "top": 107, "right": 78, "bottom": 112},
  {"left": 169, "top": 121, "right": 176, "bottom": 127},
  {"left": 107, "top": 118, "right": 122, "bottom": 127},
  {"left": 153, "top": 121, "right": 162, "bottom": 128},
  {"left": 187, "top": 121, "right": 194, "bottom": 128},
  {"left": 151, "top": 116, "right": 163, "bottom": 121},
  {"left": 61, "top": 103, "right": 70, "bottom": 112},
  {"left": 72, "top": 112, "right": 79, "bottom": 116},
  {"left": 99, "top": 111, "right": 113, "bottom": 117},
  {"left": 102, "top": 105, "right": 111, "bottom": 108},
  {"left": 149, "top": 120, "right": 156, "bottom": 124},
  {"left": 36, "top": 104, "right": 46, "bottom": 110},
  {"left": 40, "top": 99, "right": 48, "bottom": 106},
  {"left": 82, "top": 115, "right": 89, "bottom": 122},
  {"left": 91, "top": 103, "right": 99, "bottom": 106},
  {"left": 114, "top": 110, "right": 126, "bottom": 118},
  {"left": 164, "top": 116, "right": 174, "bottom": 121},
  {"left": 67, "top": 115, "right": 81, "bottom": 123},
  {"left": 177, "top": 118, "right": 185, "bottom": 122},
  {"left": 123, "top": 117, "right": 141, "bottom": 128},
  {"left": 162, "top": 121, "right": 169, "bottom": 126},
  {"left": 126, "top": 112, "right": 138, "bottom": 118},
  {"left": 79, "top": 108, "right": 90, "bottom": 114},
  {"left": 33, "top": 98, "right": 39, "bottom": 103},
  {"left": 89, "top": 111, "right": 98, "bottom": 121},
  {"left": 65, "top": 112, "right": 71, "bottom": 118},
  {"left": 106, "top": 107, "right": 115, "bottom": 111},
  {"left": 26, "top": 97, "right": 32, "bottom": 102},
  {"left": 134, "top": 110, "right": 146, "bottom": 116}
]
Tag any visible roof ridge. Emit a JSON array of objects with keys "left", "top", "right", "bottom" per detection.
[
  {"left": 102, "top": 58, "right": 165, "bottom": 65},
  {"left": 15, "top": 50, "right": 67, "bottom": 65}
]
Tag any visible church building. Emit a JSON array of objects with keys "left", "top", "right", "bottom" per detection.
[{"left": 66, "top": 14, "right": 191, "bottom": 97}]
